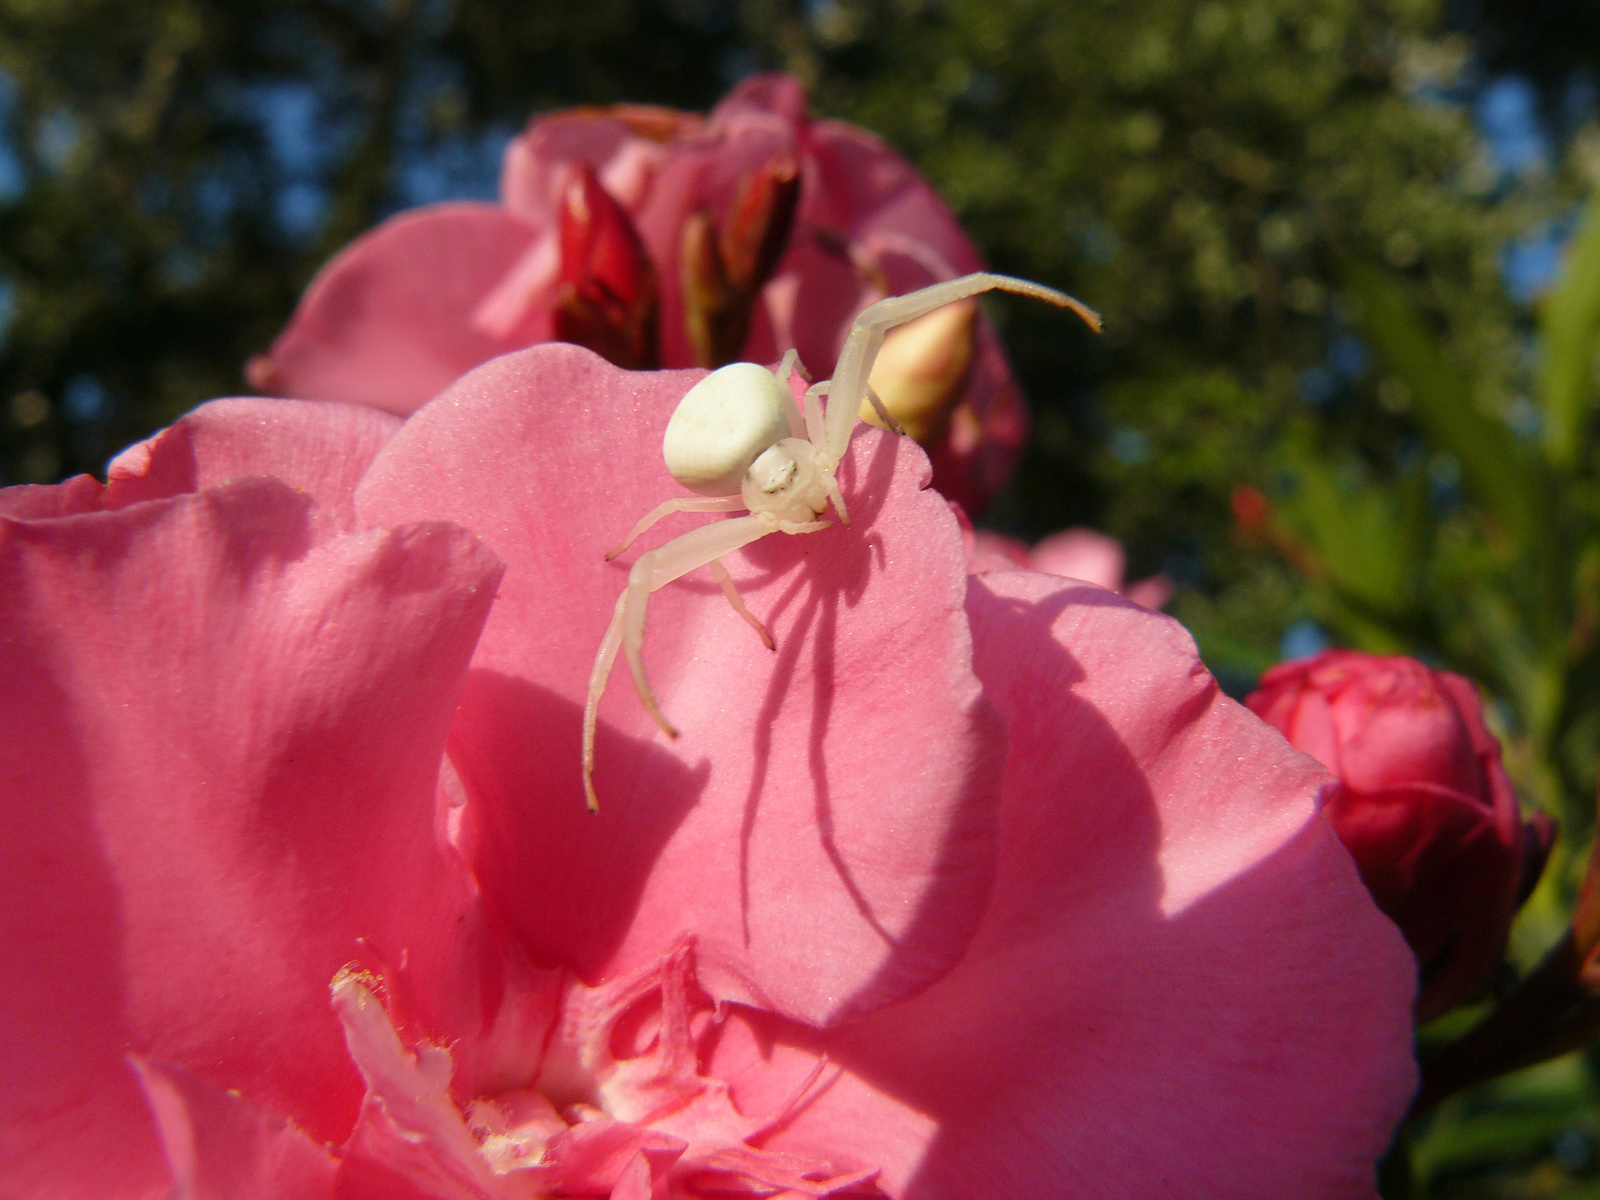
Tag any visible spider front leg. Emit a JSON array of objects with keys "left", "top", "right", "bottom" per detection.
[
  {"left": 706, "top": 558, "right": 774, "bottom": 650},
  {"left": 584, "top": 513, "right": 785, "bottom": 812},
  {"left": 821, "top": 271, "right": 1101, "bottom": 464},
  {"left": 606, "top": 494, "right": 748, "bottom": 560}
]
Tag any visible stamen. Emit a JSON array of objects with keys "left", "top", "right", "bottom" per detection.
[{"left": 744, "top": 1055, "right": 836, "bottom": 1145}]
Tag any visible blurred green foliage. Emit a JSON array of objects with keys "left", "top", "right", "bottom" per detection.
[
  {"left": 1269, "top": 183, "right": 1600, "bottom": 1200},
  {"left": 4, "top": 0, "right": 1600, "bottom": 1192},
  {"left": 801, "top": 0, "right": 1558, "bottom": 689}
]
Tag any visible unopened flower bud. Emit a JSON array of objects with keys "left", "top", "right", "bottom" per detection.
[
  {"left": 718, "top": 152, "right": 801, "bottom": 296},
  {"left": 681, "top": 153, "right": 803, "bottom": 368},
  {"left": 244, "top": 354, "right": 284, "bottom": 394},
  {"left": 1230, "top": 484, "right": 1271, "bottom": 540},
  {"left": 1247, "top": 650, "right": 1553, "bottom": 1022},
  {"left": 679, "top": 208, "right": 734, "bottom": 369},
  {"left": 862, "top": 300, "right": 977, "bottom": 442},
  {"left": 552, "top": 164, "right": 659, "bottom": 369}
]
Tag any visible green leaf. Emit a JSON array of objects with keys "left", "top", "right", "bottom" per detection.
[
  {"left": 1275, "top": 430, "right": 1426, "bottom": 620},
  {"left": 1540, "top": 191, "right": 1600, "bottom": 472},
  {"left": 1342, "top": 260, "right": 1542, "bottom": 547}
]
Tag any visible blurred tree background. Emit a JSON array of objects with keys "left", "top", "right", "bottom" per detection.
[{"left": 4, "top": 0, "right": 1600, "bottom": 1192}]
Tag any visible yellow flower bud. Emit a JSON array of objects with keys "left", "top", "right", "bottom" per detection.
[{"left": 861, "top": 298, "right": 978, "bottom": 442}]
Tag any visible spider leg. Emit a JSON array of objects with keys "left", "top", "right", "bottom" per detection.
[
  {"left": 772, "top": 347, "right": 812, "bottom": 385},
  {"left": 863, "top": 384, "right": 905, "bottom": 436},
  {"left": 707, "top": 557, "right": 775, "bottom": 650},
  {"left": 776, "top": 518, "right": 832, "bottom": 534},
  {"left": 606, "top": 495, "right": 748, "bottom": 560},
  {"left": 583, "top": 590, "right": 630, "bottom": 812},
  {"left": 823, "top": 474, "right": 849, "bottom": 525},
  {"left": 621, "top": 558, "right": 679, "bottom": 740},
  {"left": 773, "top": 350, "right": 812, "bottom": 438},
  {"left": 802, "top": 381, "right": 828, "bottom": 447},
  {"left": 823, "top": 271, "right": 1101, "bottom": 462},
  {"left": 584, "top": 514, "right": 777, "bottom": 810}
]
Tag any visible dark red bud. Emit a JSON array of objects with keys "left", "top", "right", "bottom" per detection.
[
  {"left": 552, "top": 163, "right": 659, "bottom": 369},
  {"left": 718, "top": 152, "right": 801, "bottom": 295},
  {"left": 1232, "top": 483, "right": 1326, "bottom": 578},
  {"left": 244, "top": 354, "right": 283, "bottom": 393},
  {"left": 1247, "top": 650, "right": 1552, "bottom": 1022},
  {"left": 1230, "top": 484, "right": 1271, "bottom": 539},
  {"left": 677, "top": 154, "right": 803, "bottom": 368}
]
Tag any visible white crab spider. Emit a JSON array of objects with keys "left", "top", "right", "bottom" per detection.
[{"left": 582, "top": 271, "right": 1100, "bottom": 810}]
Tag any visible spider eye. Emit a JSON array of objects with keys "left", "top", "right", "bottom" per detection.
[
  {"left": 747, "top": 443, "right": 798, "bottom": 494},
  {"left": 663, "top": 362, "right": 789, "bottom": 496}
]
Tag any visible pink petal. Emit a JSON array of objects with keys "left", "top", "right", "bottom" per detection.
[
  {"left": 544, "top": 1118, "right": 685, "bottom": 1198},
  {"left": 1280, "top": 690, "right": 1346, "bottom": 780},
  {"left": 105, "top": 397, "right": 401, "bottom": 530},
  {"left": 1026, "top": 528, "right": 1125, "bottom": 590},
  {"left": 801, "top": 121, "right": 981, "bottom": 283},
  {"left": 965, "top": 530, "right": 1030, "bottom": 574},
  {"left": 762, "top": 113, "right": 980, "bottom": 383},
  {"left": 708, "top": 575, "right": 1416, "bottom": 1196},
  {"left": 710, "top": 73, "right": 810, "bottom": 128},
  {"left": 1326, "top": 782, "right": 1518, "bottom": 1020},
  {"left": 353, "top": 343, "right": 1004, "bottom": 1027},
  {"left": 0, "top": 479, "right": 503, "bottom": 1191},
  {"left": 918, "top": 332, "right": 1030, "bottom": 514},
  {"left": 254, "top": 203, "right": 543, "bottom": 414},
  {"left": 0, "top": 473, "right": 106, "bottom": 518},
  {"left": 1336, "top": 682, "right": 1483, "bottom": 799},
  {"left": 332, "top": 977, "right": 511, "bottom": 1200},
  {"left": 1123, "top": 574, "right": 1174, "bottom": 612},
  {"left": 501, "top": 111, "right": 671, "bottom": 225},
  {"left": 131, "top": 1057, "right": 336, "bottom": 1200},
  {"left": 0, "top": 1045, "right": 168, "bottom": 1197}
]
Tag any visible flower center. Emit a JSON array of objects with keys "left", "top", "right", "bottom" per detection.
[{"left": 332, "top": 939, "right": 883, "bottom": 1197}]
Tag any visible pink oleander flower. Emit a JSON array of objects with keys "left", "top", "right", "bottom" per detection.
[
  {"left": 246, "top": 74, "right": 1034, "bottom": 513},
  {"left": 964, "top": 523, "right": 1174, "bottom": 611},
  {"left": 2, "top": 346, "right": 1415, "bottom": 1198},
  {"left": 1247, "top": 649, "right": 1554, "bottom": 1023}
]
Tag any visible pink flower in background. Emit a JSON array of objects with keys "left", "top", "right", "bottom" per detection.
[
  {"left": 2, "top": 347, "right": 1414, "bottom": 1197},
  {"left": 1247, "top": 649, "right": 1554, "bottom": 1022},
  {"left": 247, "top": 74, "right": 1036, "bottom": 512},
  {"left": 964, "top": 523, "right": 1174, "bottom": 610}
]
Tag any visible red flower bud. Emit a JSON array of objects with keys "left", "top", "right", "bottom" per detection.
[
  {"left": 679, "top": 152, "right": 802, "bottom": 368},
  {"left": 1230, "top": 484, "right": 1271, "bottom": 540},
  {"left": 552, "top": 163, "right": 659, "bottom": 369},
  {"left": 1246, "top": 649, "right": 1551, "bottom": 1022},
  {"left": 678, "top": 207, "right": 733, "bottom": 369},
  {"left": 718, "top": 151, "right": 801, "bottom": 296}
]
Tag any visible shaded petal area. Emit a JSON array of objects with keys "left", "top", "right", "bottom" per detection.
[
  {"left": 255, "top": 203, "right": 543, "bottom": 413},
  {"left": 0, "top": 480, "right": 502, "bottom": 1197},
  {"left": 704, "top": 575, "right": 1416, "bottom": 1197},
  {"left": 354, "top": 343, "right": 1004, "bottom": 1028},
  {"left": 131, "top": 1057, "right": 337, "bottom": 1200}
]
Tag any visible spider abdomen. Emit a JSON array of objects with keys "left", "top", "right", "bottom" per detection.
[{"left": 663, "top": 362, "right": 789, "bottom": 496}]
